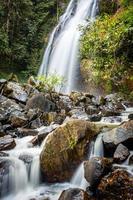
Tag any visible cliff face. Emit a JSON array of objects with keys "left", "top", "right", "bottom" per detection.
[{"left": 80, "top": 0, "right": 133, "bottom": 97}]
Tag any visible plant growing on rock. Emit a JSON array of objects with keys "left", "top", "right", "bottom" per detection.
[{"left": 36, "top": 74, "right": 64, "bottom": 93}]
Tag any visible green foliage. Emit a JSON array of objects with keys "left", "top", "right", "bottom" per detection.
[
  {"left": 120, "top": 0, "right": 133, "bottom": 7},
  {"left": 99, "top": 0, "right": 118, "bottom": 15},
  {"left": 0, "top": 0, "right": 69, "bottom": 76},
  {"left": 36, "top": 74, "right": 64, "bottom": 93},
  {"left": 80, "top": 4, "right": 133, "bottom": 93}
]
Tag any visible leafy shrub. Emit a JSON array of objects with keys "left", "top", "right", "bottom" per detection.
[
  {"left": 36, "top": 74, "right": 64, "bottom": 93},
  {"left": 80, "top": 4, "right": 133, "bottom": 93}
]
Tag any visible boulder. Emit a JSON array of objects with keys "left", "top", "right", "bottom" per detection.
[
  {"left": 58, "top": 188, "right": 90, "bottom": 200},
  {"left": 0, "top": 135, "right": 16, "bottom": 151},
  {"left": 129, "top": 155, "right": 133, "bottom": 165},
  {"left": 3, "top": 81, "right": 28, "bottom": 103},
  {"left": 25, "top": 93, "right": 55, "bottom": 112},
  {"left": 17, "top": 128, "right": 38, "bottom": 137},
  {"left": 10, "top": 115, "right": 28, "bottom": 128},
  {"left": 0, "top": 79, "right": 7, "bottom": 92},
  {"left": 0, "top": 152, "right": 9, "bottom": 157},
  {"left": 0, "top": 95, "right": 22, "bottom": 122},
  {"left": 85, "top": 106, "right": 99, "bottom": 115},
  {"left": 68, "top": 108, "right": 89, "bottom": 120},
  {"left": 113, "top": 143, "right": 130, "bottom": 163},
  {"left": 41, "top": 112, "right": 57, "bottom": 125},
  {"left": 84, "top": 157, "right": 113, "bottom": 190},
  {"left": 128, "top": 113, "right": 133, "bottom": 120},
  {"left": 89, "top": 114, "right": 102, "bottom": 122},
  {"left": 0, "top": 124, "right": 6, "bottom": 137},
  {"left": 19, "top": 154, "right": 33, "bottom": 164},
  {"left": 103, "top": 120, "right": 133, "bottom": 155},
  {"left": 40, "top": 119, "right": 99, "bottom": 182},
  {"left": 98, "top": 169, "right": 133, "bottom": 200},
  {"left": 58, "top": 95, "right": 73, "bottom": 112},
  {"left": 30, "top": 118, "right": 42, "bottom": 129},
  {"left": 38, "top": 124, "right": 58, "bottom": 143}
]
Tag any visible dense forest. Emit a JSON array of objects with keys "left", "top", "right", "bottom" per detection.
[{"left": 0, "top": 0, "right": 69, "bottom": 78}]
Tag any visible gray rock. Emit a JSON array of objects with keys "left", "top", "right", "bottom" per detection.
[
  {"left": 103, "top": 120, "right": 133, "bottom": 154},
  {"left": 69, "top": 108, "right": 89, "bottom": 120},
  {"left": 0, "top": 135, "right": 16, "bottom": 151},
  {"left": 31, "top": 118, "right": 42, "bottom": 129},
  {"left": 0, "top": 95, "right": 22, "bottom": 122},
  {"left": 113, "top": 143, "right": 130, "bottom": 163},
  {"left": 10, "top": 115, "right": 28, "bottom": 128},
  {"left": 3, "top": 82, "right": 28, "bottom": 103},
  {"left": 19, "top": 154, "right": 33, "bottom": 164},
  {"left": 25, "top": 93, "right": 55, "bottom": 112},
  {"left": 17, "top": 128, "right": 38, "bottom": 137},
  {"left": 58, "top": 188, "right": 90, "bottom": 200},
  {"left": 84, "top": 157, "right": 112, "bottom": 190},
  {"left": 129, "top": 155, "right": 133, "bottom": 165},
  {"left": 128, "top": 113, "right": 133, "bottom": 120}
]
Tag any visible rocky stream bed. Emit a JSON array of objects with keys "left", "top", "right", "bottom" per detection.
[{"left": 0, "top": 78, "right": 133, "bottom": 200}]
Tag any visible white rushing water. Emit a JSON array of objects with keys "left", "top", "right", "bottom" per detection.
[
  {"left": 38, "top": 0, "right": 98, "bottom": 93},
  {"left": 1, "top": 135, "right": 75, "bottom": 200},
  {"left": 71, "top": 134, "right": 104, "bottom": 189}
]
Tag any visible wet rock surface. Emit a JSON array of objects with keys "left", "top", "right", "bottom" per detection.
[
  {"left": 0, "top": 78, "right": 133, "bottom": 199},
  {"left": 25, "top": 93, "right": 55, "bottom": 112},
  {"left": 58, "top": 188, "right": 91, "bottom": 200},
  {"left": 0, "top": 135, "right": 16, "bottom": 151},
  {"left": 103, "top": 120, "right": 133, "bottom": 155},
  {"left": 84, "top": 157, "right": 113, "bottom": 190},
  {"left": 113, "top": 143, "right": 130, "bottom": 163},
  {"left": 3, "top": 81, "right": 28, "bottom": 103},
  {"left": 98, "top": 169, "right": 133, "bottom": 200}
]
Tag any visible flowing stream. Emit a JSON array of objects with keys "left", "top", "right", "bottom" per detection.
[
  {"left": 38, "top": 0, "right": 98, "bottom": 93},
  {"left": 1, "top": 107, "right": 133, "bottom": 199}
]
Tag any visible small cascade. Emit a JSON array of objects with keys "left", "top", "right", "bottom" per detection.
[
  {"left": 100, "top": 105, "right": 133, "bottom": 125},
  {"left": 1, "top": 136, "right": 42, "bottom": 199},
  {"left": 93, "top": 133, "right": 104, "bottom": 157},
  {"left": 0, "top": 157, "right": 28, "bottom": 197},
  {"left": 8, "top": 158, "right": 28, "bottom": 193},
  {"left": 30, "top": 155, "right": 40, "bottom": 187},
  {"left": 71, "top": 134, "right": 104, "bottom": 189},
  {"left": 38, "top": 0, "right": 99, "bottom": 93},
  {"left": 71, "top": 163, "right": 88, "bottom": 190}
]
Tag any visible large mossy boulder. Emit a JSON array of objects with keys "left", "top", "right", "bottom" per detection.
[{"left": 40, "top": 119, "right": 100, "bottom": 182}]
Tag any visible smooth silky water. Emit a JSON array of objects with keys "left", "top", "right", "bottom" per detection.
[{"left": 38, "top": 0, "right": 98, "bottom": 93}]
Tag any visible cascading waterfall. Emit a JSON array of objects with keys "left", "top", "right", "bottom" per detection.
[{"left": 38, "top": 0, "right": 98, "bottom": 93}]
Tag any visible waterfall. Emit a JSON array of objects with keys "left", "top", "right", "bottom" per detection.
[
  {"left": 93, "top": 133, "right": 104, "bottom": 157},
  {"left": 0, "top": 136, "right": 41, "bottom": 198},
  {"left": 38, "top": 0, "right": 98, "bottom": 93},
  {"left": 71, "top": 134, "right": 104, "bottom": 189}
]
